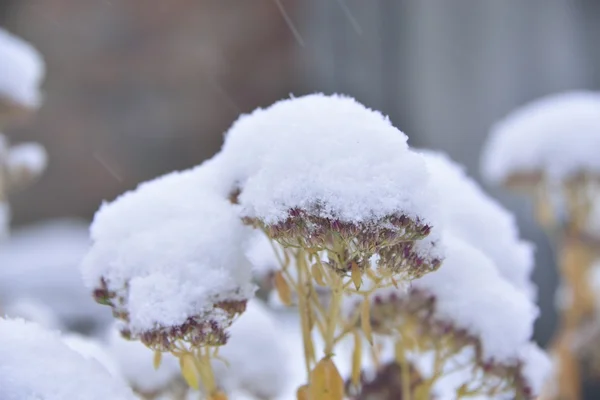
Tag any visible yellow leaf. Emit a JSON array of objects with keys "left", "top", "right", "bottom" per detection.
[
  {"left": 351, "top": 262, "right": 362, "bottom": 290},
  {"left": 153, "top": 350, "right": 162, "bottom": 370},
  {"left": 310, "top": 358, "right": 345, "bottom": 400},
  {"left": 351, "top": 330, "right": 362, "bottom": 386},
  {"left": 209, "top": 392, "right": 228, "bottom": 400},
  {"left": 274, "top": 271, "right": 293, "bottom": 306},
  {"left": 360, "top": 298, "right": 373, "bottom": 345},
  {"left": 296, "top": 384, "right": 310, "bottom": 400},
  {"left": 311, "top": 262, "right": 327, "bottom": 286},
  {"left": 179, "top": 353, "right": 199, "bottom": 390}
]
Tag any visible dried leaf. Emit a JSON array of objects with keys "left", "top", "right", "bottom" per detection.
[
  {"left": 361, "top": 298, "right": 373, "bottom": 345},
  {"left": 351, "top": 262, "right": 362, "bottom": 290},
  {"left": 179, "top": 353, "right": 199, "bottom": 390},
  {"left": 310, "top": 358, "right": 345, "bottom": 400},
  {"left": 274, "top": 271, "right": 293, "bottom": 306},
  {"left": 153, "top": 350, "right": 162, "bottom": 370},
  {"left": 209, "top": 392, "right": 228, "bottom": 400},
  {"left": 296, "top": 384, "right": 310, "bottom": 400},
  {"left": 351, "top": 330, "right": 362, "bottom": 386}
]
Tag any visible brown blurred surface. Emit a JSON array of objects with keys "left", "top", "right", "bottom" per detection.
[{"left": 3, "top": 0, "right": 299, "bottom": 223}]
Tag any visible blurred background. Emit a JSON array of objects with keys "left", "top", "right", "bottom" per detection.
[{"left": 3, "top": 0, "right": 600, "bottom": 347}]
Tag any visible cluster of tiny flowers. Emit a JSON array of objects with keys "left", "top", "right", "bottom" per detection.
[
  {"left": 246, "top": 208, "right": 434, "bottom": 277},
  {"left": 360, "top": 288, "right": 536, "bottom": 398},
  {"left": 92, "top": 278, "right": 247, "bottom": 351}
]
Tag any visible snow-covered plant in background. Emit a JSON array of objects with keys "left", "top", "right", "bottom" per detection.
[
  {"left": 481, "top": 91, "right": 600, "bottom": 400},
  {"left": 78, "top": 94, "right": 549, "bottom": 400},
  {"left": 0, "top": 27, "right": 46, "bottom": 239}
]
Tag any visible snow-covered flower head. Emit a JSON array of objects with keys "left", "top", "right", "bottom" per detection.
[
  {"left": 219, "top": 94, "right": 440, "bottom": 278},
  {"left": 0, "top": 318, "right": 135, "bottom": 400},
  {"left": 0, "top": 28, "right": 45, "bottom": 112},
  {"left": 481, "top": 91, "right": 600, "bottom": 187},
  {"left": 81, "top": 160, "right": 255, "bottom": 351},
  {"left": 348, "top": 236, "right": 546, "bottom": 398}
]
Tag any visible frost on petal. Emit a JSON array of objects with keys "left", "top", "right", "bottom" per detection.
[
  {"left": 0, "top": 28, "right": 45, "bottom": 109},
  {"left": 0, "top": 318, "right": 136, "bottom": 400},
  {"left": 105, "top": 326, "right": 182, "bottom": 396},
  {"left": 481, "top": 91, "right": 600, "bottom": 186},
  {"left": 81, "top": 160, "right": 255, "bottom": 351},
  {"left": 219, "top": 94, "right": 440, "bottom": 278},
  {"left": 420, "top": 150, "right": 536, "bottom": 298},
  {"left": 213, "top": 300, "right": 291, "bottom": 399}
]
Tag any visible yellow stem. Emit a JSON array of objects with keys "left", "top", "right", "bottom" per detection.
[{"left": 324, "top": 275, "right": 343, "bottom": 356}]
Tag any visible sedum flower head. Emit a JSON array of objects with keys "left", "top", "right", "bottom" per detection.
[
  {"left": 218, "top": 94, "right": 440, "bottom": 278},
  {"left": 82, "top": 161, "right": 255, "bottom": 351}
]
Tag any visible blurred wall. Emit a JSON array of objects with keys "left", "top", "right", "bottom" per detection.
[{"left": 3, "top": 0, "right": 299, "bottom": 223}]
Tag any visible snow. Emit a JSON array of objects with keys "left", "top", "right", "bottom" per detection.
[
  {"left": 413, "top": 235, "right": 538, "bottom": 363},
  {"left": 2, "top": 298, "right": 62, "bottom": 330},
  {"left": 7, "top": 142, "right": 48, "bottom": 181},
  {"left": 420, "top": 150, "right": 536, "bottom": 298},
  {"left": 244, "top": 230, "right": 282, "bottom": 280},
  {"left": 0, "top": 219, "right": 111, "bottom": 330},
  {"left": 0, "top": 318, "right": 136, "bottom": 400},
  {"left": 105, "top": 326, "right": 181, "bottom": 394},
  {"left": 82, "top": 159, "right": 255, "bottom": 342},
  {"left": 481, "top": 91, "right": 600, "bottom": 185},
  {"left": 0, "top": 28, "right": 45, "bottom": 108},
  {"left": 219, "top": 94, "right": 438, "bottom": 226},
  {"left": 63, "top": 333, "right": 122, "bottom": 378},
  {"left": 518, "top": 343, "right": 552, "bottom": 396},
  {"left": 213, "top": 300, "right": 291, "bottom": 399}
]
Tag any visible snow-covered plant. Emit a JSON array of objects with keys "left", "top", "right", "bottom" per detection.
[
  {"left": 0, "top": 27, "right": 46, "bottom": 238},
  {"left": 82, "top": 94, "right": 547, "bottom": 400},
  {"left": 0, "top": 317, "right": 136, "bottom": 400},
  {"left": 341, "top": 152, "right": 548, "bottom": 399},
  {"left": 82, "top": 161, "right": 255, "bottom": 399},
  {"left": 481, "top": 91, "right": 600, "bottom": 400}
]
